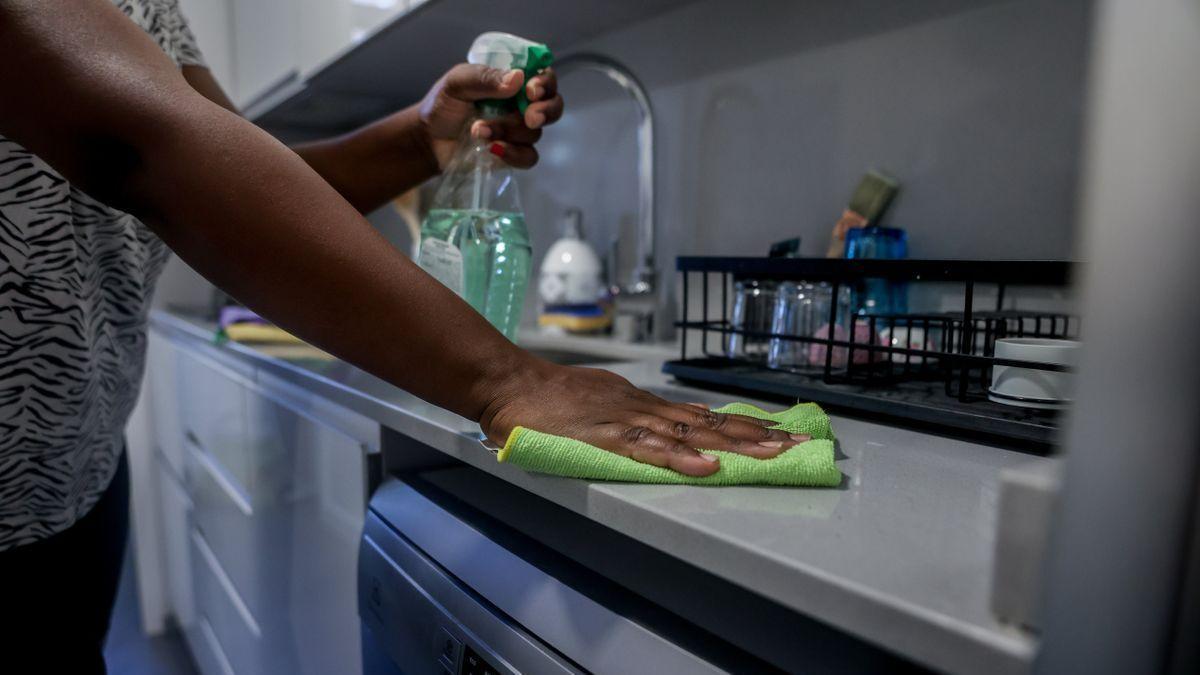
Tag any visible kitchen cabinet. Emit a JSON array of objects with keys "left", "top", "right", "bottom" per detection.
[
  {"left": 147, "top": 332, "right": 186, "bottom": 477},
  {"left": 249, "top": 0, "right": 699, "bottom": 131},
  {"left": 185, "top": 431, "right": 260, "bottom": 622},
  {"left": 185, "top": 374, "right": 373, "bottom": 675},
  {"left": 151, "top": 327, "right": 378, "bottom": 675},
  {"left": 177, "top": 349, "right": 254, "bottom": 496},
  {"left": 191, "top": 527, "right": 264, "bottom": 675},
  {"left": 244, "top": 377, "right": 372, "bottom": 675}
]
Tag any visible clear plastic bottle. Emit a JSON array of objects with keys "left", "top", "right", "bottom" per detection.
[
  {"left": 416, "top": 33, "right": 551, "bottom": 342},
  {"left": 418, "top": 138, "right": 530, "bottom": 340}
]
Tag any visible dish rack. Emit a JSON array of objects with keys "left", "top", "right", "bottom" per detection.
[{"left": 664, "top": 257, "right": 1079, "bottom": 449}]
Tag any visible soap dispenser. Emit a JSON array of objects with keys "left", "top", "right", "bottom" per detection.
[{"left": 538, "top": 209, "right": 609, "bottom": 333}]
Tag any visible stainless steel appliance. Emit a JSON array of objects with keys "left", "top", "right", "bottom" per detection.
[
  {"left": 358, "top": 474, "right": 736, "bottom": 675},
  {"left": 357, "top": 466, "right": 917, "bottom": 675}
]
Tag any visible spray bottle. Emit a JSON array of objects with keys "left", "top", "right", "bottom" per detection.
[{"left": 416, "top": 32, "right": 553, "bottom": 341}]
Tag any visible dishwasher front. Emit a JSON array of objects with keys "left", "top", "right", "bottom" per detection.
[{"left": 357, "top": 471, "right": 753, "bottom": 675}]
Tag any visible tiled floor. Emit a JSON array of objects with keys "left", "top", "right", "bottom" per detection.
[{"left": 104, "top": 551, "right": 198, "bottom": 675}]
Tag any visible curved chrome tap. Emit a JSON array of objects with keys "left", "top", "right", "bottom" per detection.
[{"left": 555, "top": 54, "right": 659, "bottom": 341}]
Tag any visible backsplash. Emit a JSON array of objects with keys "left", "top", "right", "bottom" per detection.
[{"left": 509, "top": 0, "right": 1092, "bottom": 324}]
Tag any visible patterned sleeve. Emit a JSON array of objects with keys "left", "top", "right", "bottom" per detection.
[{"left": 160, "top": 0, "right": 207, "bottom": 68}]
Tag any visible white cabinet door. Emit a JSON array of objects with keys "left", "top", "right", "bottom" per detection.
[
  {"left": 159, "top": 462, "right": 196, "bottom": 630},
  {"left": 191, "top": 527, "right": 265, "bottom": 675},
  {"left": 177, "top": 350, "right": 253, "bottom": 495},
  {"left": 231, "top": 0, "right": 299, "bottom": 108},
  {"left": 147, "top": 332, "right": 185, "bottom": 476},
  {"left": 244, "top": 385, "right": 371, "bottom": 675},
  {"left": 173, "top": 343, "right": 374, "bottom": 675}
]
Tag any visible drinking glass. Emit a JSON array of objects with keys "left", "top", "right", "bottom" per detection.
[
  {"left": 767, "top": 282, "right": 851, "bottom": 370},
  {"left": 846, "top": 226, "right": 909, "bottom": 316},
  {"left": 725, "top": 280, "right": 777, "bottom": 361}
]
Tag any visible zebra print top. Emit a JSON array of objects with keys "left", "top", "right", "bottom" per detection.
[{"left": 0, "top": 0, "right": 205, "bottom": 551}]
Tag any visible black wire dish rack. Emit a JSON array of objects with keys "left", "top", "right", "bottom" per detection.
[{"left": 663, "top": 258, "right": 1079, "bottom": 451}]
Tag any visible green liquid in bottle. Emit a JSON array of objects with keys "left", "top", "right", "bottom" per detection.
[{"left": 418, "top": 208, "right": 531, "bottom": 341}]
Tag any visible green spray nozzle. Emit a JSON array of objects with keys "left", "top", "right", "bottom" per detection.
[{"left": 468, "top": 32, "right": 553, "bottom": 114}]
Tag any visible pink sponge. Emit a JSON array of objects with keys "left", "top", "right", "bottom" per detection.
[{"left": 808, "top": 322, "right": 889, "bottom": 367}]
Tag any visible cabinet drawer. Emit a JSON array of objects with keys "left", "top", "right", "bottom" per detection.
[
  {"left": 178, "top": 350, "right": 253, "bottom": 493},
  {"left": 191, "top": 529, "right": 262, "bottom": 675},
  {"left": 186, "top": 439, "right": 270, "bottom": 624}
]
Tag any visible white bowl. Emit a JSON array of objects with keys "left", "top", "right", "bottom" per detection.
[{"left": 988, "top": 338, "right": 1080, "bottom": 409}]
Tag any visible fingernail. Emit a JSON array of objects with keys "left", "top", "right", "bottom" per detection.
[
  {"left": 502, "top": 70, "right": 521, "bottom": 87},
  {"left": 530, "top": 85, "right": 544, "bottom": 100},
  {"left": 789, "top": 433, "right": 811, "bottom": 442},
  {"left": 474, "top": 124, "right": 492, "bottom": 139},
  {"left": 700, "top": 453, "right": 719, "bottom": 463},
  {"left": 687, "top": 402, "right": 710, "bottom": 409},
  {"left": 489, "top": 142, "right": 505, "bottom": 158},
  {"left": 758, "top": 441, "right": 784, "bottom": 448},
  {"left": 529, "top": 112, "right": 545, "bottom": 128}
]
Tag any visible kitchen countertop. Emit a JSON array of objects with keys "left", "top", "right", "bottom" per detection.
[{"left": 151, "top": 308, "right": 1040, "bottom": 675}]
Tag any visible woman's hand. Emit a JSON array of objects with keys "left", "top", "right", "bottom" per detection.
[
  {"left": 418, "top": 63, "right": 563, "bottom": 170},
  {"left": 479, "top": 359, "right": 811, "bottom": 477}
]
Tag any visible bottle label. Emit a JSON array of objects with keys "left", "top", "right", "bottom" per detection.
[{"left": 418, "top": 238, "right": 464, "bottom": 298}]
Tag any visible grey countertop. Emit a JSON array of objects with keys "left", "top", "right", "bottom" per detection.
[{"left": 151, "top": 308, "right": 1040, "bottom": 675}]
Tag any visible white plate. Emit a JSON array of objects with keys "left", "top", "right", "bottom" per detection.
[
  {"left": 987, "top": 387, "right": 1071, "bottom": 410},
  {"left": 990, "top": 337, "right": 1080, "bottom": 409}
]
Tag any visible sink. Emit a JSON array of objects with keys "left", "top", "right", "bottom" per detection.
[{"left": 522, "top": 347, "right": 628, "bottom": 366}]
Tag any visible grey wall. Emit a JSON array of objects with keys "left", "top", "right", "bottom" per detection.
[{"left": 516, "top": 0, "right": 1093, "bottom": 292}]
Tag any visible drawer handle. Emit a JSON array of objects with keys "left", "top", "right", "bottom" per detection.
[
  {"left": 192, "top": 530, "right": 262, "bottom": 639},
  {"left": 190, "top": 446, "right": 253, "bottom": 517},
  {"left": 198, "top": 616, "right": 238, "bottom": 675}
]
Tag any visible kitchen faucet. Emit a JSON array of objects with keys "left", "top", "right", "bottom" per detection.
[{"left": 555, "top": 54, "right": 659, "bottom": 342}]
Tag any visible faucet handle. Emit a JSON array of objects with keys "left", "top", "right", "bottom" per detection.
[{"left": 627, "top": 263, "right": 656, "bottom": 296}]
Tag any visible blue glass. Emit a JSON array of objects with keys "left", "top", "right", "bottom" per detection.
[
  {"left": 845, "top": 226, "right": 909, "bottom": 316},
  {"left": 845, "top": 226, "right": 908, "bottom": 259}
]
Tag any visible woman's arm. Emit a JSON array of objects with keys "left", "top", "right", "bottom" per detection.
[{"left": 0, "top": 0, "right": 802, "bottom": 475}]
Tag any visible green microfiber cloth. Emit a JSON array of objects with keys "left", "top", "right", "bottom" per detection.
[{"left": 497, "top": 402, "right": 842, "bottom": 487}]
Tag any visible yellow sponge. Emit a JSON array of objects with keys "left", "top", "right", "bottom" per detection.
[
  {"left": 538, "top": 312, "right": 612, "bottom": 332},
  {"left": 224, "top": 323, "right": 305, "bottom": 345}
]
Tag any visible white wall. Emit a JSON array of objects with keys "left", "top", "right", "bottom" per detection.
[{"left": 178, "top": 0, "right": 237, "bottom": 92}]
